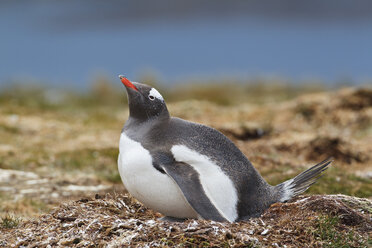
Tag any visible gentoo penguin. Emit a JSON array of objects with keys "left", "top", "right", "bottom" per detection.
[{"left": 117, "top": 75, "right": 332, "bottom": 222}]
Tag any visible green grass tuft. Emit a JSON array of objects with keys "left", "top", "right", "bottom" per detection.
[
  {"left": 0, "top": 214, "right": 20, "bottom": 229},
  {"left": 311, "top": 215, "right": 368, "bottom": 248}
]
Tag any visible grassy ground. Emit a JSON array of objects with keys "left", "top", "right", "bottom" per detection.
[
  {"left": 0, "top": 194, "right": 370, "bottom": 247},
  {"left": 0, "top": 81, "right": 371, "bottom": 246}
]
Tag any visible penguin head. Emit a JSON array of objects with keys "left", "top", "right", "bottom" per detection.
[{"left": 119, "top": 75, "right": 169, "bottom": 121}]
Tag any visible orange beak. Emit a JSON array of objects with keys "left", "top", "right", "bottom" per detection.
[{"left": 118, "top": 75, "right": 138, "bottom": 91}]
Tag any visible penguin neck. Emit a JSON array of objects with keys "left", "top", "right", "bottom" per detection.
[
  {"left": 125, "top": 108, "right": 170, "bottom": 130},
  {"left": 129, "top": 107, "right": 170, "bottom": 123},
  {"left": 123, "top": 114, "right": 168, "bottom": 141}
]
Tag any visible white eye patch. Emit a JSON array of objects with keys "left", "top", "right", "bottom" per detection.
[{"left": 149, "top": 88, "right": 164, "bottom": 101}]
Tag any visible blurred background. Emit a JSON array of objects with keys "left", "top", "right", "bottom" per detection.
[
  {"left": 1, "top": 0, "right": 372, "bottom": 88},
  {"left": 0, "top": 0, "right": 371, "bottom": 219}
]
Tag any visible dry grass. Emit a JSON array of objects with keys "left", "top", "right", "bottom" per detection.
[
  {"left": 0, "top": 82, "right": 371, "bottom": 246},
  {"left": 0, "top": 194, "right": 370, "bottom": 247}
]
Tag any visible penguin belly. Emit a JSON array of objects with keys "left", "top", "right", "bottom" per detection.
[{"left": 118, "top": 133, "right": 198, "bottom": 219}]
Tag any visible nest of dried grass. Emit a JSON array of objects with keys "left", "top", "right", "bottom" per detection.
[{"left": 1, "top": 194, "right": 370, "bottom": 247}]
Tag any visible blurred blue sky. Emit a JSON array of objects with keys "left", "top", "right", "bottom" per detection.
[{"left": 1, "top": 0, "right": 372, "bottom": 88}]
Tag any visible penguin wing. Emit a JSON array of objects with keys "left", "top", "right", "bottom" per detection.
[
  {"left": 152, "top": 153, "right": 228, "bottom": 221},
  {"left": 160, "top": 161, "right": 228, "bottom": 222}
]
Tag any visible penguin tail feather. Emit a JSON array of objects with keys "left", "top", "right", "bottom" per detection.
[{"left": 275, "top": 157, "right": 333, "bottom": 202}]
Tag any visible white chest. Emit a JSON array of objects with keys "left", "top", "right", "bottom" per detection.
[{"left": 118, "top": 133, "right": 197, "bottom": 218}]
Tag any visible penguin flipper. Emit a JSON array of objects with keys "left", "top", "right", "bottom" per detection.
[{"left": 159, "top": 161, "right": 228, "bottom": 222}]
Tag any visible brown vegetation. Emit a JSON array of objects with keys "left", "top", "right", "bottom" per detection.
[
  {"left": 0, "top": 194, "right": 370, "bottom": 247},
  {"left": 0, "top": 84, "right": 371, "bottom": 246}
]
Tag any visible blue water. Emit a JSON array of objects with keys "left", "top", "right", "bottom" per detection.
[{"left": 1, "top": 1, "right": 372, "bottom": 88}]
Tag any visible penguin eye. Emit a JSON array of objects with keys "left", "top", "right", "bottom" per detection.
[{"left": 148, "top": 95, "right": 155, "bottom": 101}]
